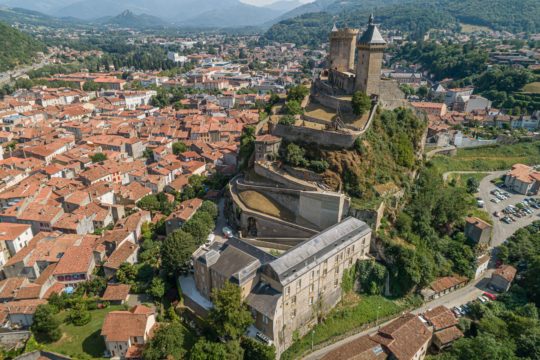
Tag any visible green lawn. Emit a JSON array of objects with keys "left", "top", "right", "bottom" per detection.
[
  {"left": 281, "top": 295, "right": 420, "bottom": 360},
  {"left": 523, "top": 82, "right": 540, "bottom": 94},
  {"left": 431, "top": 142, "right": 540, "bottom": 173},
  {"left": 44, "top": 305, "right": 126, "bottom": 359}
]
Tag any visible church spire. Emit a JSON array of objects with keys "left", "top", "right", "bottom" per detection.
[{"left": 369, "top": 13, "right": 374, "bottom": 25}]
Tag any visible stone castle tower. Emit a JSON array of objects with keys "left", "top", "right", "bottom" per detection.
[
  {"left": 355, "top": 14, "right": 387, "bottom": 95},
  {"left": 328, "top": 26, "right": 360, "bottom": 73}
]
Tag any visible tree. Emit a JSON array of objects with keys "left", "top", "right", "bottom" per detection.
[
  {"left": 278, "top": 115, "right": 296, "bottom": 126},
  {"left": 183, "top": 215, "right": 213, "bottom": 245},
  {"left": 284, "top": 100, "right": 303, "bottom": 115},
  {"left": 147, "top": 277, "right": 165, "bottom": 300},
  {"left": 66, "top": 302, "right": 91, "bottom": 326},
  {"left": 161, "top": 230, "right": 198, "bottom": 276},
  {"left": 351, "top": 91, "right": 371, "bottom": 116},
  {"left": 190, "top": 339, "right": 243, "bottom": 360},
  {"left": 466, "top": 177, "right": 480, "bottom": 194},
  {"left": 417, "top": 85, "right": 429, "bottom": 98},
  {"left": 31, "top": 305, "right": 62, "bottom": 343},
  {"left": 172, "top": 141, "right": 188, "bottom": 155},
  {"left": 200, "top": 201, "right": 218, "bottom": 219},
  {"left": 241, "top": 337, "right": 276, "bottom": 360},
  {"left": 117, "top": 262, "right": 138, "bottom": 285},
  {"left": 287, "top": 85, "right": 309, "bottom": 102},
  {"left": 83, "top": 81, "right": 101, "bottom": 91},
  {"left": 90, "top": 152, "right": 107, "bottom": 163},
  {"left": 208, "top": 282, "right": 253, "bottom": 340},
  {"left": 285, "top": 143, "right": 307, "bottom": 167},
  {"left": 143, "top": 322, "right": 187, "bottom": 360}
]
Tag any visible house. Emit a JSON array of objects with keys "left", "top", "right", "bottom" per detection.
[
  {"left": 102, "top": 283, "right": 131, "bottom": 305},
  {"left": 464, "top": 217, "right": 492, "bottom": 245},
  {"left": 52, "top": 245, "right": 96, "bottom": 288},
  {"left": 101, "top": 305, "right": 156, "bottom": 359},
  {"left": 504, "top": 164, "right": 540, "bottom": 195},
  {"left": 0, "top": 223, "right": 34, "bottom": 259},
  {"left": 5, "top": 298, "right": 47, "bottom": 327},
  {"left": 103, "top": 242, "right": 139, "bottom": 279},
  {"left": 254, "top": 135, "right": 281, "bottom": 162},
  {"left": 423, "top": 306, "right": 463, "bottom": 350},
  {"left": 165, "top": 198, "right": 203, "bottom": 235},
  {"left": 324, "top": 313, "right": 432, "bottom": 360},
  {"left": 421, "top": 276, "right": 468, "bottom": 301},
  {"left": 474, "top": 254, "right": 490, "bottom": 279},
  {"left": 490, "top": 264, "right": 517, "bottom": 292}
]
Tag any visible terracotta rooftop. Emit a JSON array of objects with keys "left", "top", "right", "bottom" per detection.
[
  {"left": 102, "top": 283, "right": 131, "bottom": 301},
  {"left": 493, "top": 264, "right": 517, "bottom": 282},
  {"left": 423, "top": 306, "right": 458, "bottom": 331}
]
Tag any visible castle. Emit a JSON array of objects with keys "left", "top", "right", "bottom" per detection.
[{"left": 326, "top": 14, "right": 387, "bottom": 96}]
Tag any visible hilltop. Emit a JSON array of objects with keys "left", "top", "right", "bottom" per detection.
[
  {"left": 0, "top": 21, "right": 44, "bottom": 72},
  {"left": 263, "top": 0, "right": 540, "bottom": 46},
  {"left": 100, "top": 10, "right": 167, "bottom": 28}
]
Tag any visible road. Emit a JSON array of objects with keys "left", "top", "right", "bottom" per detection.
[
  {"left": 303, "top": 272, "right": 492, "bottom": 360},
  {"left": 212, "top": 198, "right": 228, "bottom": 243}
]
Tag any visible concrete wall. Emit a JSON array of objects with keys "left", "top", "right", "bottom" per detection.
[
  {"left": 0, "top": 331, "right": 30, "bottom": 351},
  {"left": 299, "top": 191, "right": 347, "bottom": 230},
  {"left": 254, "top": 162, "right": 318, "bottom": 191}
]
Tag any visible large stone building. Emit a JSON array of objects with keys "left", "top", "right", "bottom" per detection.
[
  {"left": 192, "top": 217, "right": 372, "bottom": 354},
  {"left": 326, "top": 15, "right": 387, "bottom": 96}
]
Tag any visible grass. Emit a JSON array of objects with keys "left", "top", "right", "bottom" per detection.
[
  {"left": 460, "top": 22, "right": 492, "bottom": 33},
  {"left": 446, "top": 172, "right": 489, "bottom": 187},
  {"left": 430, "top": 141, "right": 540, "bottom": 173},
  {"left": 281, "top": 295, "right": 420, "bottom": 360},
  {"left": 238, "top": 190, "right": 295, "bottom": 221},
  {"left": 522, "top": 82, "right": 540, "bottom": 94},
  {"left": 43, "top": 305, "right": 126, "bottom": 359}
]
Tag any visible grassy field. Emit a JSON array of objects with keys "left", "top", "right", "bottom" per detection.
[
  {"left": 239, "top": 190, "right": 295, "bottom": 221},
  {"left": 43, "top": 305, "right": 126, "bottom": 359},
  {"left": 523, "top": 82, "right": 540, "bottom": 94},
  {"left": 460, "top": 23, "right": 492, "bottom": 33},
  {"left": 281, "top": 295, "right": 420, "bottom": 360},
  {"left": 431, "top": 142, "right": 540, "bottom": 173}
]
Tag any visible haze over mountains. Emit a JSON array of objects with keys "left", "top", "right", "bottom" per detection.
[{"left": 0, "top": 0, "right": 310, "bottom": 27}]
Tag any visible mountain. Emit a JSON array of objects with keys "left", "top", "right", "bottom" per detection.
[
  {"left": 273, "top": 0, "right": 335, "bottom": 21},
  {"left": 263, "top": 0, "right": 540, "bottom": 46},
  {"left": 265, "top": 0, "right": 304, "bottom": 12},
  {"left": 0, "top": 0, "right": 79, "bottom": 15},
  {"left": 0, "top": 21, "right": 45, "bottom": 72},
  {"left": 100, "top": 9, "right": 168, "bottom": 28},
  {"left": 180, "top": 3, "right": 282, "bottom": 27}
]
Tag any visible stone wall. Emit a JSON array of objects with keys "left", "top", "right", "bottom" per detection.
[
  {"left": 272, "top": 123, "right": 358, "bottom": 149},
  {"left": 254, "top": 162, "right": 318, "bottom": 191},
  {"left": 0, "top": 331, "right": 31, "bottom": 351},
  {"left": 349, "top": 201, "right": 385, "bottom": 231}
]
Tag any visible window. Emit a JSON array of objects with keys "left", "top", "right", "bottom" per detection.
[
  {"left": 286, "top": 286, "right": 290, "bottom": 295},
  {"left": 297, "top": 279, "right": 301, "bottom": 289},
  {"left": 292, "top": 309, "right": 296, "bottom": 318},
  {"left": 310, "top": 284, "right": 314, "bottom": 293},
  {"left": 310, "top": 270, "right": 314, "bottom": 278},
  {"left": 335, "top": 266, "right": 339, "bottom": 274},
  {"left": 263, "top": 315, "right": 269, "bottom": 324},
  {"left": 292, "top": 295, "right": 296, "bottom": 304},
  {"left": 322, "top": 269, "right": 327, "bottom": 277},
  {"left": 309, "top": 297, "right": 313, "bottom": 305}
]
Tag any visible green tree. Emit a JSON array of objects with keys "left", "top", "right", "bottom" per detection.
[
  {"left": 161, "top": 230, "right": 197, "bottom": 276},
  {"left": 241, "top": 337, "right": 276, "bottom": 360},
  {"left": 466, "top": 177, "right": 480, "bottom": 194},
  {"left": 31, "top": 305, "right": 62, "bottom": 343},
  {"left": 147, "top": 277, "right": 165, "bottom": 300},
  {"left": 287, "top": 85, "right": 309, "bottom": 102},
  {"left": 90, "top": 152, "right": 107, "bottom": 163},
  {"left": 143, "top": 322, "right": 187, "bottom": 360},
  {"left": 83, "top": 81, "right": 101, "bottom": 91},
  {"left": 190, "top": 339, "right": 243, "bottom": 360},
  {"left": 351, "top": 91, "right": 371, "bottom": 116},
  {"left": 283, "top": 100, "right": 303, "bottom": 115},
  {"left": 208, "top": 282, "right": 254, "bottom": 340},
  {"left": 284, "top": 143, "right": 307, "bottom": 167},
  {"left": 66, "top": 302, "right": 91, "bottom": 326},
  {"left": 200, "top": 201, "right": 218, "bottom": 219},
  {"left": 278, "top": 115, "right": 296, "bottom": 126},
  {"left": 417, "top": 85, "right": 429, "bottom": 98},
  {"left": 117, "top": 262, "right": 138, "bottom": 284},
  {"left": 172, "top": 141, "right": 188, "bottom": 155}
]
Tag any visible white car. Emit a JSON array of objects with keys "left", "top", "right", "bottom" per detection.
[{"left": 491, "top": 198, "right": 500, "bottom": 204}]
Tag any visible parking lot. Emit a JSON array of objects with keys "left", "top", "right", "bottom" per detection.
[{"left": 478, "top": 172, "right": 540, "bottom": 247}]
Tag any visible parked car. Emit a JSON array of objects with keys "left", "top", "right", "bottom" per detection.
[
  {"left": 483, "top": 292, "right": 497, "bottom": 301},
  {"left": 222, "top": 226, "right": 233, "bottom": 238}
]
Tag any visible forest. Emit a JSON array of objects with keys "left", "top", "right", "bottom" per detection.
[{"left": 0, "top": 21, "right": 45, "bottom": 72}]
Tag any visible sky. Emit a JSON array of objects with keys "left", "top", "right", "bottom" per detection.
[{"left": 241, "top": 0, "right": 314, "bottom": 6}]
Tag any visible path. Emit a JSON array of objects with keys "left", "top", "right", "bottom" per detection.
[{"left": 442, "top": 170, "right": 492, "bottom": 182}]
